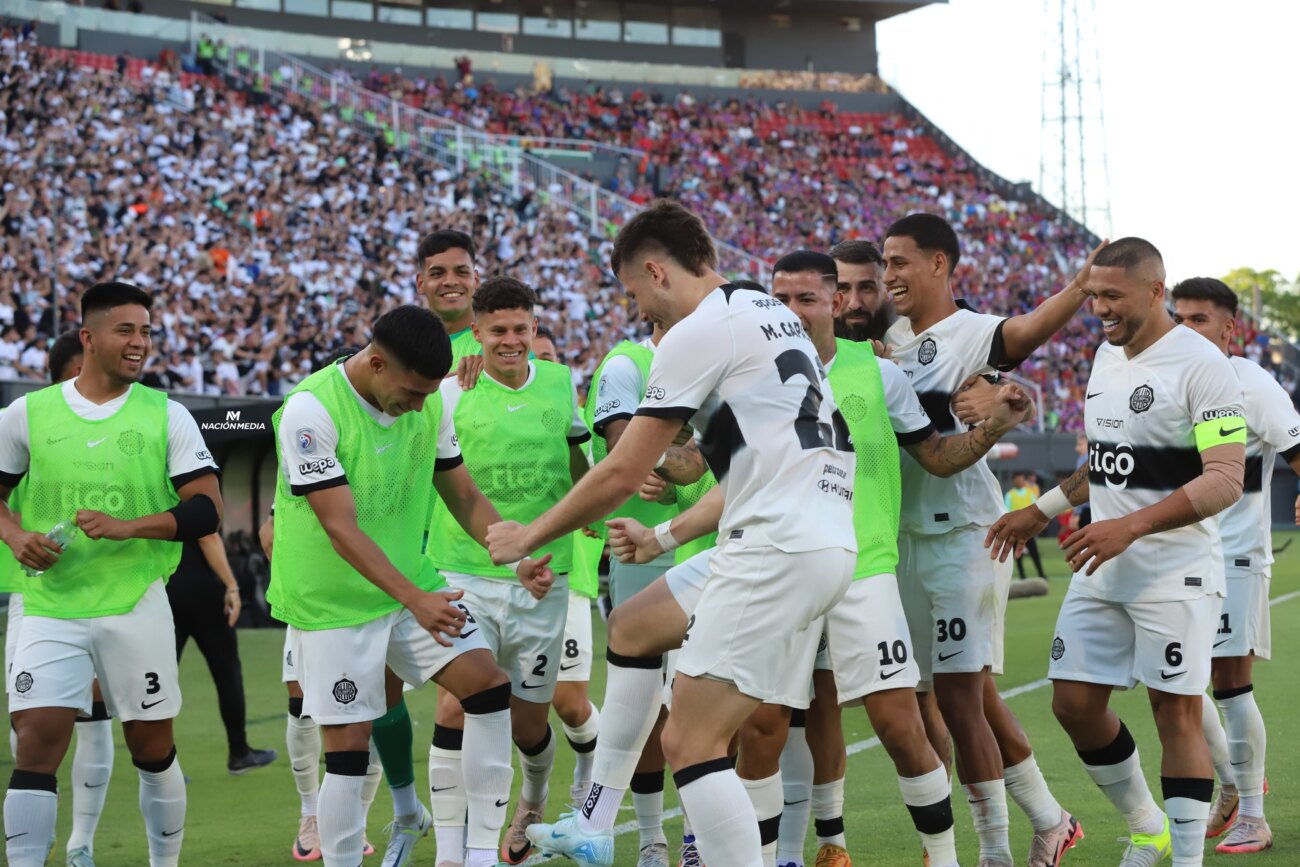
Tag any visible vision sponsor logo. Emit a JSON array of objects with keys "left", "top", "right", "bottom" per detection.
[
  {"left": 299, "top": 457, "right": 338, "bottom": 476},
  {"left": 202, "top": 409, "right": 268, "bottom": 432},
  {"left": 1094, "top": 417, "right": 1124, "bottom": 429},
  {"left": 1089, "top": 442, "right": 1136, "bottom": 490}
]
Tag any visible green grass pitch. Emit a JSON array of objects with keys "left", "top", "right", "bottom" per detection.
[{"left": 5, "top": 531, "right": 1299, "bottom": 865}]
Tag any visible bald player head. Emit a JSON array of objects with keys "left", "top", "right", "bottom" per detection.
[{"left": 1081, "top": 237, "right": 1168, "bottom": 353}]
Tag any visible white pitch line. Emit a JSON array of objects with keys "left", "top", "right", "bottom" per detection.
[{"left": 612, "top": 588, "right": 1300, "bottom": 837}]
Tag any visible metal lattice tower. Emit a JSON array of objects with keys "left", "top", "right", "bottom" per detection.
[{"left": 1039, "top": 0, "right": 1112, "bottom": 236}]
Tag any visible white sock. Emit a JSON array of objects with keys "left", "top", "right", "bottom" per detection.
[
  {"left": 1201, "top": 696, "right": 1235, "bottom": 789},
  {"left": 318, "top": 756, "right": 368, "bottom": 865},
  {"left": 811, "top": 779, "right": 846, "bottom": 848},
  {"left": 286, "top": 711, "right": 322, "bottom": 817},
  {"left": 430, "top": 729, "right": 467, "bottom": 864},
  {"left": 741, "top": 772, "right": 783, "bottom": 867},
  {"left": 777, "top": 722, "right": 813, "bottom": 866},
  {"left": 1003, "top": 754, "right": 1062, "bottom": 833},
  {"left": 590, "top": 654, "right": 664, "bottom": 792},
  {"left": 462, "top": 701, "right": 514, "bottom": 852},
  {"left": 1081, "top": 725, "right": 1164, "bottom": 836},
  {"left": 677, "top": 761, "right": 761, "bottom": 867},
  {"left": 1166, "top": 790, "right": 1211, "bottom": 866},
  {"left": 136, "top": 751, "right": 186, "bottom": 867},
  {"left": 517, "top": 725, "right": 556, "bottom": 807},
  {"left": 466, "top": 848, "right": 499, "bottom": 867},
  {"left": 563, "top": 702, "right": 600, "bottom": 793},
  {"left": 963, "top": 779, "right": 1012, "bottom": 865},
  {"left": 4, "top": 778, "right": 57, "bottom": 867},
  {"left": 68, "top": 718, "right": 114, "bottom": 854},
  {"left": 1217, "top": 688, "right": 1266, "bottom": 812},
  {"left": 631, "top": 771, "right": 668, "bottom": 849},
  {"left": 390, "top": 782, "right": 419, "bottom": 823},
  {"left": 361, "top": 740, "right": 382, "bottom": 822},
  {"left": 898, "top": 766, "right": 957, "bottom": 867}
]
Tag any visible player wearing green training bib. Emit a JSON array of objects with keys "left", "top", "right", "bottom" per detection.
[
  {"left": 0, "top": 282, "right": 224, "bottom": 867},
  {"left": 272, "top": 305, "right": 549, "bottom": 867},
  {"left": 424, "top": 278, "right": 592, "bottom": 866}
]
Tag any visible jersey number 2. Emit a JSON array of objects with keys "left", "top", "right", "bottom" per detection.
[{"left": 775, "top": 350, "right": 850, "bottom": 451}]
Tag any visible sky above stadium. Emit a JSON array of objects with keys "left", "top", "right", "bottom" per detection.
[{"left": 878, "top": 0, "right": 1300, "bottom": 284}]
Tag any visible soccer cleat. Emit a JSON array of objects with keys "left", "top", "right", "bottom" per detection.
[
  {"left": 1027, "top": 810, "right": 1084, "bottom": 866},
  {"left": 228, "top": 746, "right": 279, "bottom": 775},
  {"left": 1215, "top": 815, "right": 1273, "bottom": 854},
  {"left": 1206, "top": 785, "right": 1239, "bottom": 839},
  {"left": 525, "top": 811, "right": 614, "bottom": 867},
  {"left": 364, "top": 838, "right": 376, "bottom": 856},
  {"left": 1116, "top": 816, "right": 1172, "bottom": 866},
  {"left": 639, "top": 842, "right": 670, "bottom": 867},
  {"left": 501, "top": 798, "right": 546, "bottom": 864},
  {"left": 678, "top": 833, "right": 703, "bottom": 867},
  {"left": 814, "top": 843, "right": 852, "bottom": 867},
  {"left": 66, "top": 847, "right": 96, "bottom": 867},
  {"left": 380, "top": 802, "right": 431, "bottom": 867},
  {"left": 294, "top": 815, "right": 323, "bottom": 861}
]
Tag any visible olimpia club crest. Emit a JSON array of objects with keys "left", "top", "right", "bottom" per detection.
[
  {"left": 918, "top": 337, "right": 938, "bottom": 365},
  {"left": 1129, "top": 384, "right": 1155, "bottom": 413}
]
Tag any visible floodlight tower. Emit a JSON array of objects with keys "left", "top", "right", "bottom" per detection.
[{"left": 1039, "top": 0, "right": 1112, "bottom": 236}]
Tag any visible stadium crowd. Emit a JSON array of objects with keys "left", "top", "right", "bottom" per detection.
[{"left": 1, "top": 25, "right": 1294, "bottom": 429}]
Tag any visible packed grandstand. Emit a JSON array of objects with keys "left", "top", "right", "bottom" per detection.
[{"left": 0, "top": 21, "right": 1292, "bottom": 430}]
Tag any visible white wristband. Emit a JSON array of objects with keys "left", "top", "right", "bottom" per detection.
[
  {"left": 508, "top": 559, "right": 525, "bottom": 575},
  {"left": 653, "top": 520, "right": 681, "bottom": 554},
  {"left": 1036, "top": 486, "right": 1071, "bottom": 519},
  {"left": 654, "top": 452, "right": 667, "bottom": 470}
]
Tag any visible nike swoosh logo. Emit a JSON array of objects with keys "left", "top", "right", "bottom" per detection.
[
  {"left": 937, "top": 650, "right": 964, "bottom": 662},
  {"left": 969, "top": 797, "right": 990, "bottom": 804},
  {"left": 87, "top": 437, "right": 108, "bottom": 448},
  {"left": 520, "top": 681, "right": 545, "bottom": 689},
  {"left": 83, "top": 781, "right": 107, "bottom": 788},
  {"left": 430, "top": 785, "right": 456, "bottom": 792},
  {"left": 495, "top": 798, "right": 509, "bottom": 807},
  {"left": 375, "top": 443, "right": 395, "bottom": 454},
  {"left": 141, "top": 698, "right": 167, "bottom": 709},
  {"left": 1219, "top": 425, "right": 1245, "bottom": 437},
  {"left": 459, "top": 628, "right": 478, "bottom": 639},
  {"left": 162, "top": 827, "right": 184, "bottom": 837},
  {"left": 1231, "top": 760, "right": 1249, "bottom": 766},
  {"left": 1173, "top": 819, "right": 1195, "bottom": 825},
  {"left": 1160, "top": 670, "right": 1186, "bottom": 680},
  {"left": 880, "top": 668, "right": 905, "bottom": 680},
  {"left": 506, "top": 404, "right": 526, "bottom": 412},
  {"left": 1086, "top": 391, "right": 1103, "bottom": 398},
  {"left": 560, "top": 662, "right": 581, "bottom": 671},
  {"left": 6, "top": 832, "right": 27, "bottom": 841},
  {"left": 1214, "top": 639, "right": 1230, "bottom": 648},
  {"left": 784, "top": 798, "right": 809, "bottom": 806},
  {"left": 292, "top": 765, "right": 312, "bottom": 773}
]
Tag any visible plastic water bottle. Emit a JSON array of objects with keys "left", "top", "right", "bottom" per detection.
[{"left": 22, "top": 520, "right": 78, "bottom": 578}]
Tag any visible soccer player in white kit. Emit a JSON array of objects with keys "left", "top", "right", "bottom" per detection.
[
  {"left": 882, "top": 214, "right": 1097, "bottom": 865},
  {"left": 989, "top": 239, "right": 1248, "bottom": 867},
  {"left": 488, "top": 201, "right": 857, "bottom": 867},
  {"left": 1171, "top": 277, "right": 1300, "bottom": 854}
]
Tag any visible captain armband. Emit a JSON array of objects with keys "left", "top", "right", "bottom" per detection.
[
  {"left": 168, "top": 494, "right": 221, "bottom": 541},
  {"left": 1193, "top": 414, "right": 1247, "bottom": 452}
]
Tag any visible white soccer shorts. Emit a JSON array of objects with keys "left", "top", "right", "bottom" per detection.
[
  {"left": 296, "top": 604, "right": 489, "bottom": 725},
  {"left": 9, "top": 580, "right": 180, "bottom": 721},
  {"left": 1212, "top": 567, "right": 1270, "bottom": 660},
  {"left": 281, "top": 625, "right": 299, "bottom": 684},
  {"left": 5, "top": 592, "right": 21, "bottom": 694},
  {"left": 675, "top": 544, "right": 854, "bottom": 710},
  {"left": 1049, "top": 587, "right": 1222, "bottom": 696},
  {"left": 444, "top": 572, "right": 569, "bottom": 703},
  {"left": 898, "top": 525, "right": 1013, "bottom": 683},
  {"left": 559, "top": 589, "right": 594, "bottom": 683},
  {"left": 823, "top": 574, "right": 921, "bottom": 703}
]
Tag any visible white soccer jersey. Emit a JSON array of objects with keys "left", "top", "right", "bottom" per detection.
[
  {"left": 591, "top": 336, "right": 656, "bottom": 435},
  {"left": 1220, "top": 356, "right": 1300, "bottom": 571},
  {"left": 1075, "top": 326, "right": 1245, "bottom": 603},
  {"left": 884, "top": 306, "right": 1016, "bottom": 534},
  {"left": 637, "top": 284, "right": 856, "bottom": 553}
]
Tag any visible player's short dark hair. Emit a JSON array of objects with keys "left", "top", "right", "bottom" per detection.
[
  {"left": 416, "top": 229, "right": 476, "bottom": 268},
  {"left": 1172, "top": 277, "right": 1238, "bottom": 316},
  {"left": 611, "top": 200, "right": 717, "bottom": 278},
  {"left": 828, "top": 239, "right": 885, "bottom": 267},
  {"left": 773, "top": 251, "right": 839, "bottom": 289},
  {"left": 535, "top": 325, "right": 557, "bottom": 344},
  {"left": 473, "top": 276, "right": 537, "bottom": 315},
  {"left": 372, "top": 305, "right": 452, "bottom": 380},
  {"left": 884, "top": 213, "right": 961, "bottom": 275},
  {"left": 316, "top": 346, "right": 360, "bottom": 372},
  {"left": 1093, "top": 237, "right": 1163, "bottom": 272},
  {"left": 730, "top": 279, "right": 768, "bottom": 295},
  {"left": 81, "top": 280, "right": 151, "bottom": 319},
  {"left": 47, "top": 333, "right": 83, "bottom": 382}
]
